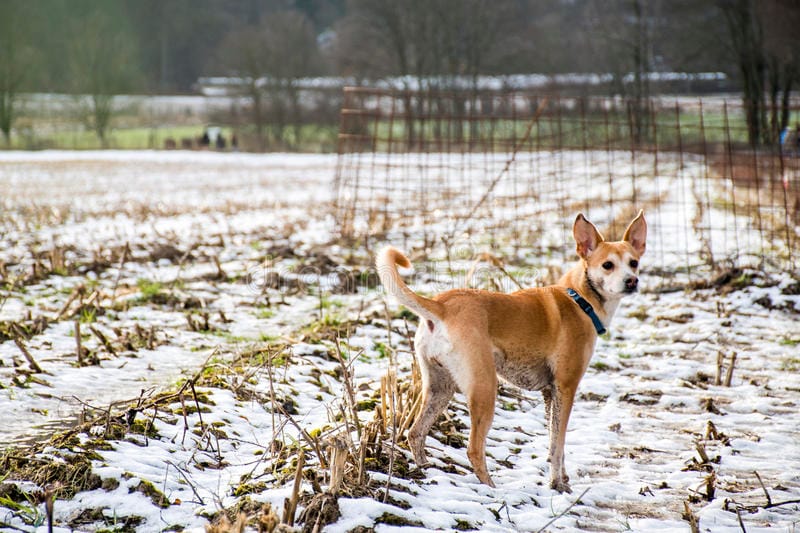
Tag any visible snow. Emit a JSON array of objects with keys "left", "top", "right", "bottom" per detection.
[
  {"left": 195, "top": 72, "right": 729, "bottom": 94},
  {"left": 0, "top": 150, "right": 798, "bottom": 532}
]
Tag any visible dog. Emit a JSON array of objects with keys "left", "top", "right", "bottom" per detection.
[{"left": 376, "top": 211, "right": 647, "bottom": 492}]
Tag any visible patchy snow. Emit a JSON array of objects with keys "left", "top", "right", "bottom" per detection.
[{"left": 0, "top": 151, "right": 798, "bottom": 532}]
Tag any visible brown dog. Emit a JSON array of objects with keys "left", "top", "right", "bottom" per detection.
[{"left": 376, "top": 211, "right": 647, "bottom": 492}]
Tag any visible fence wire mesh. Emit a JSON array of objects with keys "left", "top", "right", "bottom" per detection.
[{"left": 334, "top": 87, "right": 799, "bottom": 287}]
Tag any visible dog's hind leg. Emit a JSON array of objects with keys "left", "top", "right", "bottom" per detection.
[
  {"left": 542, "top": 385, "right": 553, "bottom": 431},
  {"left": 465, "top": 375, "right": 497, "bottom": 488},
  {"left": 408, "top": 356, "right": 455, "bottom": 467},
  {"left": 448, "top": 332, "right": 498, "bottom": 488}
]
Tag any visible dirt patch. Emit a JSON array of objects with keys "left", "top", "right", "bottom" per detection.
[
  {"left": 297, "top": 492, "right": 340, "bottom": 533},
  {"left": 620, "top": 390, "right": 663, "bottom": 406}
]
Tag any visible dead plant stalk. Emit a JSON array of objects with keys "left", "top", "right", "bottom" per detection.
[
  {"left": 282, "top": 449, "right": 305, "bottom": 526},
  {"left": 333, "top": 340, "right": 362, "bottom": 439},
  {"left": 13, "top": 338, "right": 43, "bottom": 373},
  {"left": 74, "top": 320, "right": 83, "bottom": 366}
]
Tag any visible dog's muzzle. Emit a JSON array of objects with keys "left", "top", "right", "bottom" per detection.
[{"left": 624, "top": 276, "right": 639, "bottom": 293}]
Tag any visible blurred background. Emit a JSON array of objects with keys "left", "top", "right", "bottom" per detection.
[{"left": 0, "top": 0, "right": 798, "bottom": 152}]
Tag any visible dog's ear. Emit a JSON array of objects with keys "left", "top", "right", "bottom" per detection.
[
  {"left": 573, "top": 213, "right": 604, "bottom": 259},
  {"left": 623, "top": 210, "right": 647, "bottom": 256}
]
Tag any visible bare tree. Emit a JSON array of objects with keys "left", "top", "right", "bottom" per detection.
[
  {"left": 68, "top": 9, "right": 139, "bottom": 147},
  {"left": 715, "top": 0, "right": 800, "bottom": 145},
  {"left": 583, "top": 0, "right": 664, "bottom": 143},
  {"left": 335, "top": 0, "right": 523, "bottom": 146},
  {"left": 332, "top": 0, "right": 422, "bottom": 145},
  {"left": 215, "top": 26, "right": 271, "bottom": 150},
  {"left": 261, "top": 10, "right": 320, "bottom": 145},
  {"left": 215, "top": 10, "right": 320, "bottom": 150},
  {"left": 718, "top": 0, "right": 768, "bottom": 145},
  {"left": 759, "top": 0, "right": 800, "bottom": 142},
  {"left": 0, "top": 2, "right": 37, "bottom": 145},
  {"left": 338, "top": 0, "right": 521, "bottom": 86}
]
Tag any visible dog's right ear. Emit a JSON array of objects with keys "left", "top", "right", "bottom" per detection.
[
  {"left": 573, "top": 213, "right": 604, "bottom": 259},
  {"left": 622, "top": 209, "right": 647, "bottom": 256}
]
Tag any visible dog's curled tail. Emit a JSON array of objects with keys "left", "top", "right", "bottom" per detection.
[{"left": 376, "top": 246, "right": 445, "bottom": 323}]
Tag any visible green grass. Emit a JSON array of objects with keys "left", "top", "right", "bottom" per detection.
[
  {"left": 47, "top": 125, "right": 234, "bottom": 151},
  {"left": 591, "top": 361, "right": 610, "bottom": 371},
  {"left": 373, "top": 341, "right": 390, "bottom": 359},
  {"left": 79, "top": 307, "right": 97, "bottom": 324},
  {"left": 362, "top": 108, "right": 800, "bottom": 152},
  {"left": 256, "top": 308, "right": 275, "bottom": 319},
  {"left": 136, "top": 278, "right": 163, "bottom": 300},
  {"left": 7, "top": 100, "right": 797, "bottom": 152},
  {"left": 318, "top": 295, "right": 344, "bottom": 310},
  {"left": 0, "top": 493, "right": 45, "bottom": 527},
  {"left": 5, "top": 121, "right": 337, "bottom": 152}
]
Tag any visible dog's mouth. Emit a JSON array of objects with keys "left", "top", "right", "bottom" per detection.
[{"left": 623, "top": 285, "right": 638, "bottom": 295}]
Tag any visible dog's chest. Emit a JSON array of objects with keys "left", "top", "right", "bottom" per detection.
[{"left": 493, "top": 347, "right": 553, "bottom": 391}]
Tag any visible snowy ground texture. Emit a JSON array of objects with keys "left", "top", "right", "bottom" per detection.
[{"left": 0, "top": 151, "right": 798, "bottom": 533}]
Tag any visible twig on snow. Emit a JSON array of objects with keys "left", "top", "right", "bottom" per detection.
[
  {"left": 110, "top": 242, "right": 130, "bottom": 303},
  {"left": 754, "top": 470, "right": 772, "bottom": 506},
  {"left": 89, "top": 325, "right": 116, "bottom": 355},
  {"left": 734, "top": 505, "right": 747, "bottom": 533},
  {"left": 165, "top": 460, "right": 205, "bottom": 505},
  {"left": 283, "top": 449, "right": 305, "bottom": 526},
  {"left": 13, "top": 338, "right": 43, "bottom": 373},
  {"left": 682, "top": 501, "right": 700, "bottom": 533},
  {"left": 535, "top": 486, "right": 590, "bottom": 533}
]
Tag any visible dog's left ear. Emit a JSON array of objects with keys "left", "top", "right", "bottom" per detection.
[
  {"left": 623, "top": 210, "right": 647, "bottom": 256},
  {"left": 573, "top": 213, "right": 604, "bottom": 259}
]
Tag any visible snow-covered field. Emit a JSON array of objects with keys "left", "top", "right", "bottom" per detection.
[{"left": 0, "top": 151, "right": 798, "bottom": 532}]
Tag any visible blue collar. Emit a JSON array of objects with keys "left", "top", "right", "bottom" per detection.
[{"left": 566, "top": 288, "right": 607, "bottom": 335}]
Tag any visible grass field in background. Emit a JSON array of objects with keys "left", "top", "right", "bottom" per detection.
[
  {"left": 3, "top": 123, "right": 339, "bottom": 152},
  {"left": 1, "top": 95, "right": 796, "bottom": 153}
]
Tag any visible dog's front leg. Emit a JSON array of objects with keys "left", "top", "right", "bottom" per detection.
[{"left": 547, "top": 383, "right": 576, "bottom": 493}]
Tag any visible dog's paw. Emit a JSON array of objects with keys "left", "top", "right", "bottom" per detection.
[
  {"left": 408, "top": 438, "right": 429, "bottom": 465},
  {"left": 477, "top": 472, "right": 496, "bottom": 488},
  {"left": 414, "top": 459, "right": 431, "bottom": 469},
  {"left": 550, "top": 478, "right": 573, "bottom": 494},
  {"left": 410, "top": 450, "right": 429, "bottom": 467}
]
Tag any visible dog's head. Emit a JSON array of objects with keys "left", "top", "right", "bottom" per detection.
[{"left": 573, "top": 210, "right": 647, "bottom": 299}]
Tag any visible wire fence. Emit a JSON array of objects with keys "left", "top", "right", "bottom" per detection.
[{"left": 334, "top": 87, "right": 799, "bottom": 285}]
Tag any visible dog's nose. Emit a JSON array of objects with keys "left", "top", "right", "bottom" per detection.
[{"left": 625, "top": 276, "right": 639, "bottom": 291}]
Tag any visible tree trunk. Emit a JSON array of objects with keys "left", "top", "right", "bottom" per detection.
[
  {"left": 290, "top": 81, "right": 301, "bottom": 148},
  {"left": 0, "top": 91, "right": 13, "bottom": 145},
  {"left": 723, "top": 0, "right": 767, "bottom": 146},
  {"left": 251, "top": 83, "right": 266, "bottom": 152},
  {"left": 780, "top": 71, "right": 793, "bottom": 132},
  {"left": 93, "top": 94, "right": 113, "bottom": 148},
  {"left": 768, "top": 57, "right": 780, "bottom": 144}
]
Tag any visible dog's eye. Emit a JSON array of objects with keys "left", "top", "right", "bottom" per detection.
[
  {"left": 630, "top": 260, "right": 639, "bottom": 269},
  {"left": 602, "top": 261, "right": 614, "bottom": 270}
]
